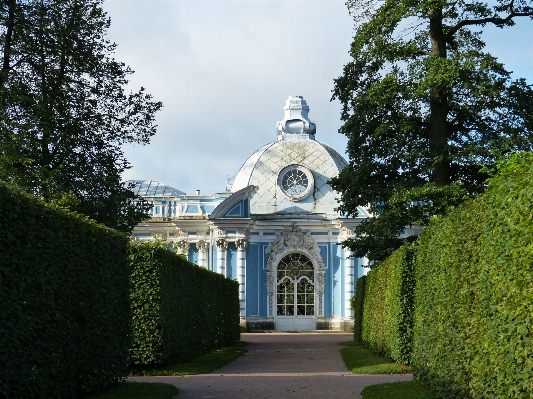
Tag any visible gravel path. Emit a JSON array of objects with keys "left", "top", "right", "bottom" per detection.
[{"left": 129, "top": 333, "right": 413, "bottom": 399}]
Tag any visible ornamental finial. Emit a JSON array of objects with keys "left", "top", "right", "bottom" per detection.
[{"left": 276, "top": 96, "right": 316, "bottom": 140}]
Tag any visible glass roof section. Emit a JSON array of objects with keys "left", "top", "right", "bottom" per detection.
[{"left": 126, "top": 180, "right": 186, "bottom": 196}]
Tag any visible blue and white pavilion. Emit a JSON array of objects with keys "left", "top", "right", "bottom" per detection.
[{"left": 129, "top": 96, "right": 372, "bottom": 331}]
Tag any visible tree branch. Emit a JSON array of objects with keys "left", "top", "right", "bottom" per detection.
[{"left": 447, "top": 9, "right": 533, "bottom": 40}]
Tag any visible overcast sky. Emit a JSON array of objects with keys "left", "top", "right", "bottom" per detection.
[{"left": 103, "top": 0, "right": 533, "bottom": 195}]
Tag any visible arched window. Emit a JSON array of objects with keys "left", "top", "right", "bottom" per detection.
[{"left": 276, "top": 253, "right": 315, "bottom": 316}]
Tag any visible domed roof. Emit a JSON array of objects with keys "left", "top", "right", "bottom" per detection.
[
  {"left": 126, "top": 180, "right": 186, "bottom": 196},
  {"left": 231, "top": 96, "right": 347, "bottom": 215}
]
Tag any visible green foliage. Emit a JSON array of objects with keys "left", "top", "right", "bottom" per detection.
[
  {"left": 0, "top": 0, "right": 161, "bottom": 232},
  {"left": 130, "top": 341, "right": 247, "bottom": 376},
  {"left": 362, "top": 380, "right": 435, "bottom": 399},
  {"left": 412, "top": 152, "right": 533, "bottom": 398},
  {"left": 360, "top": 245, "right": 415, "bottom": 364},
  {"left": 129, "top": 242, "right": 240, "bottom": 367},
  {"left": 87, "top": 382, "right": 178, "bottom": 399},
  {"left": 339, "top": 344, "right": 411, "bottom": 374},
  {"left": 346, "top": 182, "right": 469, "bottom": 261},
  {"left": 351, "top": 275, "right": 366, "bottom": 342},
  {"left": 0, "top": 183, "right": 130, "bottom": 399},
  {"left": 332, "top": 0, "right": 533, "bottom": 261}
]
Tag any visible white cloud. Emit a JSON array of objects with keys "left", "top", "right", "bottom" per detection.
[{"left": 103, "top": 0, "right": 533, "bottom": 194}]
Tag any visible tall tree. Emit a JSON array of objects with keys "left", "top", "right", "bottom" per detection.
[
  {"left": 331, "top": 0, "right": 533, "bottom": 262},
  {"left": 0, "top": 0, "right": 161, "bottom": 232}
]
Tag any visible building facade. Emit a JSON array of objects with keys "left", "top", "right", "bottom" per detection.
[{"left": 129, "top": 96, "right": 371, "bottom": 331}]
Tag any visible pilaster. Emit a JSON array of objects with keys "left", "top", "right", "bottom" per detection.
[
  {"left": 340, "top": 227, "right": 355, "bottom": 320},
  {"left": 216, "top": 239, "right": 228, "bottom": 276},
  {"left": 236, "top": 238, "right": 248, "bottom": 320},
  {"left": 197, "top": 240, "right": 209, "bottom": 268}
]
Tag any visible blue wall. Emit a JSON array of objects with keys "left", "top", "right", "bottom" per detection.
[
  {"left": 320, "top": 243, "right": 332, "bottom": 317},
  {"left": 322, "top": 242, "right": 342, "bottom": 317},
  {"left": 246, "top": 242, "right": 269, "bottom": 317},
  {"left": 243, "top": 240, "right": 361, "bottom": 319},
  {"left": 188, "top": 244, "right": 199, "bottom": 265},
  {"left": 246, "top": 243, "right": 260, "bottom": 317},
  {"left": 226, "top": 242, "right": 237, "bottom": 280}
]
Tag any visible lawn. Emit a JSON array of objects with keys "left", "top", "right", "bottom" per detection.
[
  {"left": 129, "top": 341, "right": 247, "bottom": 376},
  {"left": 362, "top": 380, "right": 435, "bottom": 399},
  {"left": 87, "top": 341, "right": 247, "bottom": 399},
  {"left": 87, "top": 382, "right": 178, "bottom": 399},
  {"left": 338, "top": 341, "right": 411, "bottom": 374},
  {"left": 338, "top": 341, "right": 435, "bottom": 399}
]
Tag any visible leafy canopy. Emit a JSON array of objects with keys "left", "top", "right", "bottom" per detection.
[
  {"left": 331, "top": 0, "right": 533, "bottom": 261},
  {"left": 0, "top": 0, "right": 162, "bottom": 232}
]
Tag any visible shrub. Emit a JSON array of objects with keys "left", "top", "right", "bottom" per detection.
[
  {"left": 412, "top": 152, "right": 533, "bottom": 398},
  {"left": 359, "top": 245, "right": 415, "bottom": 364},
  {"left": 129, "top": 242, "right": 240, "bottom": 366},
  {"left": 0, "top": 183, "right": 130, "bottom": 399},
  {"left": 351, "top": 275, "right": 366, "bottom": 342}
]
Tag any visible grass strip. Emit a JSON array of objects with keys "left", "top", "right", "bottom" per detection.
[
  {"left": 88, "top": 341, "right": 246, "bottom": 398},
  {"left": 338, "top": 340, "right": 359, "bottom": 346},
  {"left": 338, "top": 341, "right": 411, "bottom": 374},
  {"left": 87, "top": 382, "right": 178, "bottom": 399},
  {"left": 362, "top": 380, "right": 435, "bottom": 399},
  {"left": 130, "top": 341, "right": 247, "bottom": 376}
]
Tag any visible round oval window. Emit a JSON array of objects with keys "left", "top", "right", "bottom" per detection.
[{"left": 278, "top": 165, "right": 314, "bottom": 201}]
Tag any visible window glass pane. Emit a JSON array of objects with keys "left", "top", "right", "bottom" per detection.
[{"left": 276, "top": 253, "right": 315, "bottom": 317}]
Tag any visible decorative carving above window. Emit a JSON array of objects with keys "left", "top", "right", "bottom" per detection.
[{"left": 265, "top": 223, "right": 324, "bottom": 272}]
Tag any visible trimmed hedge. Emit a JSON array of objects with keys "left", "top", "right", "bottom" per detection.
[
  {"left": 359, "top": 245, "right": 415, "bottom": 364},
  {"left": 351, "top": 275, "right": 366, "bottom": 342},
  {"left": 0, "top": 183, "right": 130, "bottom": 399},
  {"left": 413, "top": 153, "right": 533, "bottom": 398},
  {"left": 129, "top": 242, "right": 240, "bottom": 366}
]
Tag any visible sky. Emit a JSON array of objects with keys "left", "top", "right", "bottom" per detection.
[{"left": 102, "top": 0, "right": 533, "bottom": 195}]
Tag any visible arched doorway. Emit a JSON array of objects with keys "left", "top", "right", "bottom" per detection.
[{"left": 275, "top": 252, "right": 316, "bottom": 331}]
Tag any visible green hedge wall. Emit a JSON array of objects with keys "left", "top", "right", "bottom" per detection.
[
  {"left": 413, "top": 153, "right": 533, "bottom": 398},
  {"left": 360, "top": 245, "right": 415, "bottom": 364},
  {"left": 0, "top": 183, "right": 130, "bottom": 399},
  {"left": 129, "top": 242, "right": 240, "bottom": 366},
  {"left": 351, "top": 275, "right": 366, "bottom": 343}
]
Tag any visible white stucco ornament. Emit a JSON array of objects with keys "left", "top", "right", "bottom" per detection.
[{"left": 264, "top": 223, "right": 324, "bottom": 270}]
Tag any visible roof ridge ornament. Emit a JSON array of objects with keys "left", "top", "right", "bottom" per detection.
[{"left": 276, "top": 96, "right": 316, "bottom": 141}]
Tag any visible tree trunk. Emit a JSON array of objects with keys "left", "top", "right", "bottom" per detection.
[
  {"left": 428, "top": 7, "right": 450, "bottom": 187},
  {"left": 1, "top": 0, "right": 17, "bottom": 88}
]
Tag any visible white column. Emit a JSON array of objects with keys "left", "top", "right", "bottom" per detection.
[
  {"left": 344, "top": 248, "right": 355, "bottom": 320},
  {"left": 236, "top": 239, "right": 248, "bottom": 320},
  {"left": 197, "top": 240, "right": 209, "bottom": 268},
  {"left": 362, "top": 257, "right": 370, "bottom": 276},
  {"left": 216, "top": 239, "right": 228, "bottom": 276}
]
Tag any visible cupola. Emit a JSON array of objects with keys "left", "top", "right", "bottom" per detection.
[{"left": 276, "top": 96, "right": 316, "bottom": 140}]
